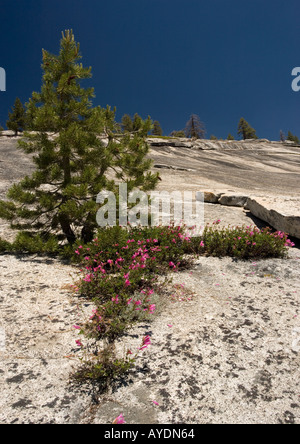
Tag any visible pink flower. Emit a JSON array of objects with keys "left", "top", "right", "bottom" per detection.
[
  {"left": 139, "top": 335, "right": 151, "bottom": 351},
  {"left": 200, "top": 241, "right": 205, "bottom": 247},
  {"left": 112, "top": 414, "right": 126, "bottom": 424},
  {"left": 152, "top": 401, "right": 159, "bottom": 406},
  {"left": 75, "top": 340, "right": 83, "bottom": 347},
  {"left": 125, "top": 279, "right": 131, "bottom": 287},
  {"left": 112, "top": 295, "right": 119, "bottom": 304},
  {"left": 148, "top": 304, "right": 156, "bottom": 313},
  {"left": 73, "top": 325, "right": 81, "bottom": 330}
]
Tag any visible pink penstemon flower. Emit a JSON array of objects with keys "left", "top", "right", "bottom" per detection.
[
  {"left": 112, "top": 414, "right": 126, "bottom": 424},
  {"left": 148, "top": 304, "right": 156, "bottom": 313},
  {"left": 139, "top": 335, "right": 151, "bottom": 351}
]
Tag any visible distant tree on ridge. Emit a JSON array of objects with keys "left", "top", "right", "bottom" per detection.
[
  {"left": 185, "top": 114, "right": 206, "bottom": 139},
  {"left": 287, "top": 130, "right": 300, "bottom": 144},
  {"left": 152, "top": 120, "right": 163, "bottom": 136},
  {"left": 237, "top": 117, "right": 258, "bottom": 140},
  {"left": 6, "top": 97, "right": 26, "bottom": 136}
]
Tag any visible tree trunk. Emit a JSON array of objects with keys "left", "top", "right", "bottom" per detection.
[
  {"left": 59, "top": 214, "right": 76, "bottom": 244},
  {"left": 81, "top": 224, "right": 94, "bottom": 244},
  {"left": 60, "top": 152, "right": 76, "bottom": 243}
]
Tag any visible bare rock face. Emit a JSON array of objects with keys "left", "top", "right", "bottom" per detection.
[
  {"left": 218, "top": 194, "right": 249, "bottom": 207},
  {"left": 196, "top": 191, "right": 223, "bottom": 203},
  {"left": 246, "top": 198, "right": 300, "bottom": 239}
]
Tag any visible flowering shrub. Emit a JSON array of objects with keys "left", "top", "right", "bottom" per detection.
[
  {"left": 187, "top": 223, "right": 295, "bottom": 259},
  {"left": 72, "top": 224, "right": 192, "bottom": 382},
  {"left": 71, "top": 222, "right": 295, "bottom": 383}
]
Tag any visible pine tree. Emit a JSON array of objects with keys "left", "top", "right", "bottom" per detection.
[
  {"left": 237, "top": 117, "right": 258, "bottom": 140},
  {"left": 6, "top": 97, "right": 26, "bottom": 136},
  {"left": 121, "top": 114, "right": 133, "bottom": 133},
  {"left": 0, "top": 30, "right": 159, "bottom": 245},
  {"left": 132, "top": 113, "right": 143, "bottom": 132},
  {"left": 152, "top": 120, "right": 163, "bottom": 136},
  {"left": 227, "top": 133, "right": 235, "bottom": 140},
  {"left": 287, "top": 131, "right": 300, "bottom": 144},
  {"left": 185, "top": 114, "right": 206, "bottom": 139}
]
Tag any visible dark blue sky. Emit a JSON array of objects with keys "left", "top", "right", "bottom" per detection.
[{"left": 0, "top": 0, "right": 299, "bottom": 139}]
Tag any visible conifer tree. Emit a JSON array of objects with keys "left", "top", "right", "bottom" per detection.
[
  {"left": 227, "top": 133, "right": 235, "bottom": 140},
  {"left": 6, "top": 97, "right": 26, "bottom": 136},
  {"left": 185, "top": 114, "right": 206, "bottom": 139},
  {"left": 132, "top": 113, "right": 143, "bottom": 132},
  {"left": 237, "top": 117, "right": 258, "bottom": 140},
  {"left": 152, "top": 120, "right": 163, "bottom": 136},
  {"left": 287, "top": 131, "right": 300, "bottom": 144},
  {"left": 121, "top": 114, "right": 133, "bottom": 133},
  {"left": 0, "top": 30, "right": 159, "bottom": 244}
]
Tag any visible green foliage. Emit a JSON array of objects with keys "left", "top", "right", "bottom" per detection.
[
  {"left": 287, "top": 131, "right": 300, "bottom": 144},
  {"left": 227, "top": 133, "right": 235, "bottom": 140},
  {"left": 132, "top": 113, "right": 143, "bottom": 132},
  {"left": 0, "top": 30, "right": 159, "bottom": 245},
  {"left": 152, "top": 120, "right": 163, "bottom": 136},
  {"left": 69, "top": 222, "right": 294, "bottom": 384},
  {"left": 191, "top": 223, "right": 293, "bottom": 259},
  {"left": 6, "top": 97, "right": 26, "bottom": 135},
  {"left": 237, "top": 117, "right": 258, "bottom": 140},
  {"left": 0, "top": 238, "right": 12, "bottom": 253},
  {"left": 121, "top": 113, "right": 146, "bottom": 133},
  {"left": 121, "top": 114, "right": 133, "bottom": 132}
]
